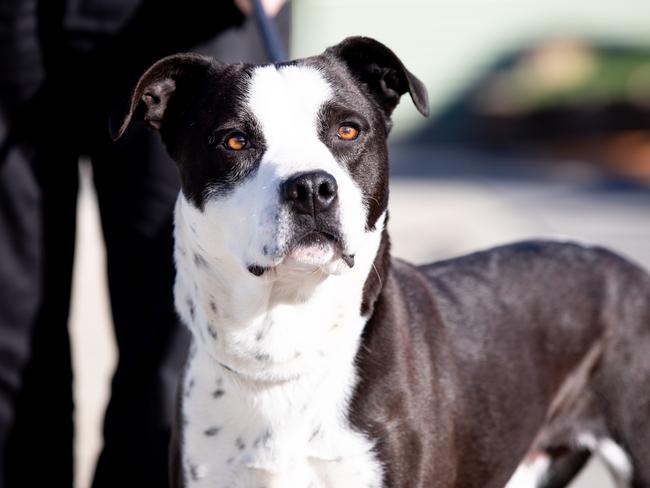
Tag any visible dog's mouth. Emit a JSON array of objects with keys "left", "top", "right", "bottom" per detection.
[
  {"left": 247, "top": 229, "right": 355, "bottom": 277},
  {"left": 287, "top": 230, "right": 354, "bottom": 266},
  {"left": 291, "top": 230, "right": 338, "bottom": 255}
]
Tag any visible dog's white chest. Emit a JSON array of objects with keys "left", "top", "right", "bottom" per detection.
[
  {"left": 181, "top": 346, "right": 382, "bottom": 488},
  {"left": 173, "top": 191, "right": 387, "bottom": 488}
]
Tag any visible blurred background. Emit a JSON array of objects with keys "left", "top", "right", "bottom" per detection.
[{"left": 68, "top": 1, "right": 650, "bottom": 487}]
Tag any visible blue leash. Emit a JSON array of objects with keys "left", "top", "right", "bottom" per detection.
[{"left": 250, "top": 0, "right": 287, "bottom": 63}]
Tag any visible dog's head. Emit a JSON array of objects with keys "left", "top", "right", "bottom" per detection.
[{"left": 115, "top": 37, "right": 428, "bottom": 278}]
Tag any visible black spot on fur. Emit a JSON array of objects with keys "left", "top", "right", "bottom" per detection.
[
  {"left": 254, "top": 353, "right": 271, "bottom": 362},
  {"left": 193, "top": 252, "right": 208, "bottom": 268},
  {"left": 185, "top": 378, "right": 195, "bottom": 398},
  {"left": 204, "top": 426, "right": 221, "bottom": 436},
  {"left": 189, "top": 463, "right": 200, "bottom": 481},
  {"left": 220, "top": 363, "right": 235, "bottom": 373},
  {"left": 187, "top": 298, "right": 195, "bottom": 321},
  {"left": 309, "top": 427, "right": 321, "bottom": 442},
  {"left": 235, "top": 437, "right": 246, "bottom": 451},
  {"left": 210, "top": 300, "right": 217, "bottom": 313},
  {"left": 255, "top": 328, "right": 265, "bottom": 342},
  {"left": 207, "top": 323, "right": 218, "bottom": 339},
  {"left": 253, "top": 429, "right": 272, "bottom": 448},
  {"left": 212, "top": 388, "right": 225, "bottom": 399}
]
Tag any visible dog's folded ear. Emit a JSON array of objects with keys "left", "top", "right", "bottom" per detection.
[
  {"left": 326, "top": 37, "right": 429, "bottom": 118},
  {"left": 112, "top": 53, "right": 214, "bottom": 141}
]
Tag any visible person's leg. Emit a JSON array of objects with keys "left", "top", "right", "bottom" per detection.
[
  {"left": 4, "top": 137, "right": 79, "bottom": 487},
  {"left": 0, "top": 1, "right": 76, "bottom": 485},
  {"left": 0, "top": 144, "right": 43, "bottom": 488},
  {"left": 90, "top": 123, "right": 188, "bottom": 488}
]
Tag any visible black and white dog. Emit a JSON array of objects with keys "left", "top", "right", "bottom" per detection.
[{"left": 114, "top": 37, "right": 650, "bottom": 488}]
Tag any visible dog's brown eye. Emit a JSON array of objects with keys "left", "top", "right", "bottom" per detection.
[
  {"left": 225, "top": 134, "right": 247, "bottom": 151},
  {"left": 337, "top": 125, "right": 359, "bottom": 141}
]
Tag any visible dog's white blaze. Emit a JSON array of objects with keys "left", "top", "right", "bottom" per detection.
[
  {"left": 245, "top": 64, "right": 367, "bottom": 268},
  {"left": 174, "top": 64, "right": 384, "bottom": 487},
  {"left": 247, "top": 65, "right": 332, "bottom": 159}
]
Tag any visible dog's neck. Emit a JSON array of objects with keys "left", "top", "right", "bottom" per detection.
[{"left": 173, "top": 195, "right": 388, "bottom": 384}]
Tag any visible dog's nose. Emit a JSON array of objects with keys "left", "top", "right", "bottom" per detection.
[{"left": 281, "top": 171, "right": 338, "bottom": 215}]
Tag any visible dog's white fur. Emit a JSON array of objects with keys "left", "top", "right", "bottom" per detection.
[
  {"left": 174, "top": 64, "right": 384, "bottom": 487},
  {"left": 505, "top": 435, "right": 632, "bottom": 488},
  {"left": 505, "top": 453, "right": 551, "bottom": 488},
  {"left": 578, "top": 433, "right": 632, "bottom": 488}
]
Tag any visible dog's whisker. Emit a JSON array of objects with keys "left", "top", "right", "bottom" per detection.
[{"left": 371, "top": 263, "right": 382, "bottom": 288}]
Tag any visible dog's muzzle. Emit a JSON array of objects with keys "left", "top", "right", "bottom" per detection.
[{"left": 246, "top": 171, "right": 354, "bottom": 276}]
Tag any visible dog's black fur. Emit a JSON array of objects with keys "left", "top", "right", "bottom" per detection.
[
  {"left": 354, "top": 239, "right": 650, "bottom": 487},
  {"left": 117, "top": 37, "right": 650, "bottom": 488}
]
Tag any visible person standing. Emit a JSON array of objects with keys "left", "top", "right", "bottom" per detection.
[{"left": 0, "top": 1, "right": 288, "bottom": 486}]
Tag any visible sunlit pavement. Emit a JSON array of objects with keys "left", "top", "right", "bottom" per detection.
[
  {"left": 389, "top": 145, "right": 650, "bottom": 269},
  {"left": 70, "top": 145, "right": 650, "bottom": 487}
]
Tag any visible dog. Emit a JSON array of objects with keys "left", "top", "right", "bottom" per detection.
[{"left": 114, "top": 37, "right": 650, "bottom": 488}]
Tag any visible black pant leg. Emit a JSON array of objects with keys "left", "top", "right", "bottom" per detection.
[
  {"left": 90, "top": 124, "right": 188, "bottom": 488},
  {"left": 0, "top": 143, "right": 43, "bottom": 488},
  {"left": 0, "top": 1, "right": 77, "bottom": 484},
  {"left": 4, "top": 139, "right": 79, "bottom": 487}
]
